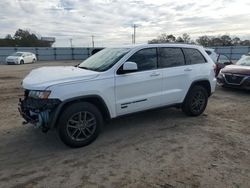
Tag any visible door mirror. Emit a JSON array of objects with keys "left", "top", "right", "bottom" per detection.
[
  {"left": 121, "top": 61, "right": 138, "bottom": 73},
  {"left": 223, "top": 61, "right": 232, "bottom": 65}
]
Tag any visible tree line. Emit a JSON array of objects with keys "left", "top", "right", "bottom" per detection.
[
  {"left": 148, "top": 33, "right": 250, "bottom": 46},
  {"left": 0, "top": 29, "right": 54, "bottom": 47}
]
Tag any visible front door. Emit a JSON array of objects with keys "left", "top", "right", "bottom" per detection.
[{"left": 115, "top": 48, "right": 163, "bottom": 116}]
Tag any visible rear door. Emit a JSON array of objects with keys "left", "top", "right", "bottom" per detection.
[
  {"left": 158, "top": 47, "right": 191, "bottom": 104},
  {"left": 23, "top": 53, "right": 29, "bottom": 63},
  {"left": 182, "top": 47, "right": 208, "bottom": 88},
  {"left": 115, "top": 48, "right": 163, "bottom": 116}
]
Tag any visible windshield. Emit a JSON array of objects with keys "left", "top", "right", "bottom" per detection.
[
  {"left": 236, "top": 55, "right": 250, "bottom": 66},
  {"left": 79, "top": 48, "right": 130, "bottom": 72},
  {"left": 11, "top": 52, "right": 23, "bottom": 56}
]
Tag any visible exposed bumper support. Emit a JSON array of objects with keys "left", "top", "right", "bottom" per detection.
[{"left": 18, "top": 98, "right": 61, "bottom": 132}]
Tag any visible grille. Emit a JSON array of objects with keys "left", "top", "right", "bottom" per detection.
[
  {"left": 24, "top": 90, "right": 30, "bottom": 98},
  {"left": 224, "top": 74, "right": 244, "bottom": 84}
]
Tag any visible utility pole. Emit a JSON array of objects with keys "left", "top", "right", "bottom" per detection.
[
  {"left": 91, "top": 35, "right": 95, "bottom": 48},
  {"left": 69, "top": 38, "right": 73, "bottom": 48},
  {"left": 132, "top": 34, "right": 134, "bottom": 44},
  {"left": 133, "top": 24, "right": 138, "bottom": 44}
]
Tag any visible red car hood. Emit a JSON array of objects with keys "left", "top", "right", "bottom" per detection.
[{"left": 221, "top": 65, "right": 250, "bottom": 76}]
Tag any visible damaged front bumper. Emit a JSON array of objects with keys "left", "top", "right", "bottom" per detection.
[{"left": 18, "top": 97, "right": 61, "bottom": 132}]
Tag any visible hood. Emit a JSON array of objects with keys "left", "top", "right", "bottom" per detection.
[
  {"left": 6, "top": 56, "right": 19, "bottom": 59},
  {"left": 22, "top": 66, "right": 99, "bottom": 90},
  {"left": 221, "top": 65, "right": 250, "bottom": 76}
]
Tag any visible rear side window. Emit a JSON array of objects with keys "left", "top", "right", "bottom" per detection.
[
  {"left": 158, "top": 48, "right": 185, "bottom": 68},
  {"left": 127, "top": 48, "right": 157, "bottom": 71},
  {"left": 183, "top": 48, "right": 207, "bottom": 64}
]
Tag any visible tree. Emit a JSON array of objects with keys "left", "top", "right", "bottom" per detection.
[
  {"left": 0, "top": 29, "right": 53, "bottom": 47},
  {"left": 176, "top": 36, "right": 184, "bottom": 43},
  {"left": 166, "top": 34, "right": 176, "bottom": 42},
  {"left": 148, "top": 33, "right": 176, "bottom": 44},
  {"left": 220, "top": 35, "right": 232, "bottom": 46},
  {"left": 182, "top": 33, "right": 191, "bottom": 43},
  {"left": 240, "top": 40, "right": 250, "bottom": 46},
  {"left": 232, "top": 37, "right": 241, "bottom": 46},
  {"left": 196, "top": 36, "right": 211, "bottom": 46},
  {"left": 210, "top": 37, "right": 223, "bottom": 46},
  {"left": 5, "top": 34, "right": 12, "bottom": 40}
]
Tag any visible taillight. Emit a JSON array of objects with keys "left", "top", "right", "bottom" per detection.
[{"left": 213, "top": 64, "right": 217, "bottom": 75}]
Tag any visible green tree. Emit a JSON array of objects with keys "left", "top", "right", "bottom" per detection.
[
  {"left": 196, "top": 36, "right": 211, "bottom": 46},
  {"left": 5, "top": 34, "right": 12, "bottom": 40},
  {"left": 220, "top": 35, "right": 232, "bottom": 46},
  {"left": 0, "top": 29, "right": 53, "bottom": 47},
  {"left": 148, "top": 33, "right": 176, "bottom": 44},
  {"left": 182, "top": 33, "right": 191, "bottom": 43}
]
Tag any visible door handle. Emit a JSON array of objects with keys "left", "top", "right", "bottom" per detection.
[
  {"left": 184, "top": 68, "right": 192, "bottom": 72},
  {"left": 150, "top": 72, "right": 160, "bottom": 77}
]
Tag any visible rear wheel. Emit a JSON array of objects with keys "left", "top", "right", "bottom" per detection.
[
  {"left": 32, "top": 59, "right": 36, "bottom": 63},
  {"left": 182, "top": 85, "right": 208, "bottom": 116},
  {"left": 58, "top": 102, "right": 103, "bottom": 147}
]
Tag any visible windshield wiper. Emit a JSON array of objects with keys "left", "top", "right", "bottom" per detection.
[{"left": 78, "top": 66, "right": 96, "bottom": 71}]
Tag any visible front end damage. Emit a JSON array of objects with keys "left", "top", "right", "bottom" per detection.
[{"left": 18, "top": 90, "right": 61, "bottom": 132}]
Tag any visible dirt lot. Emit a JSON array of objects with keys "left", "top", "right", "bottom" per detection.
[{"left": 0, "top": 61, "right": 249, "bottom": 188}]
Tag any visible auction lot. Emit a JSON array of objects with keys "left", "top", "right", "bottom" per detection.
[{"left": 0, "top": 61, "right": 249, "bottom": 188}]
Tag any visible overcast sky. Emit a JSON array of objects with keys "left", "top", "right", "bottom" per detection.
[{"left": 0, "top": 0, "right": 250, "bottom": 47}]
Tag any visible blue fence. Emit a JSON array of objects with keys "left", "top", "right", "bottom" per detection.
[
  {"left": 0, "top": 47, "right": 103, "bottom": 64},
  {"left": 0, "top": 46, "right": 249, "bottom": 64},
  {"left": 212, "top": 46, "right": 250, "bottom": 61}
]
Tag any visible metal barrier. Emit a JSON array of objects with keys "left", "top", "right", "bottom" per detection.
[
  {"left": 212, "top": 46, "right": 250, "bottom": 61},
  {"left": 0, "top": 47, "right": 103, "bottom": 64}
]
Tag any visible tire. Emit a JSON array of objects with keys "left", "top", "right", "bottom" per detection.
[
  {"left": 182, "top": 85, "right": 208, "bottom": 116},
  {"left": 57, "top": 102, "right": 103, "bottom": 148},
  {"left": 32, "top": 59, "right": 36, "bottom": 63},
  {"left": 20, "top": 60, "right": 24, "bottom": 64}
]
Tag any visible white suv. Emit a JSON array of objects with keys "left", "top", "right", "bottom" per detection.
[{"left": 19, "top": 44, "right": 216, "bottom": 147}]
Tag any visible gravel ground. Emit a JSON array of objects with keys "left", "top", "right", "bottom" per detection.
[{"left": 0, "top": 61, "right": 249, "bottom": 188}]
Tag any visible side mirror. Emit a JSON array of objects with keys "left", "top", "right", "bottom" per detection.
[
  {"left": 121, "top": 61, "right": 138, "bottom": 73},
  {"left": 224, "top": 61, "right": 232, "bottom": 65}
]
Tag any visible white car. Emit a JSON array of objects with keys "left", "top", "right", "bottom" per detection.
[
  {"left": 205, "top": 48, "right": 219, "bottom": 62},
  {"left": 19, "top": 44, "right": 216, "bottom": 147},
  {"left": 6, "top": 52, "right": 37, "bottom": 65}
]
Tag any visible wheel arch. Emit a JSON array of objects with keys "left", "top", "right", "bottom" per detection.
[
  {"left": 187, "top": 79, "right": 211, "bottom": 98},
  {"left": 50, "top": 95, "right": 111, "bottom": 129}
]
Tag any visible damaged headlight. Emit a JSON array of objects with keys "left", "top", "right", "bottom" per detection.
[{"left": 28, "top": 90, "right": 51, "bottom": 99}]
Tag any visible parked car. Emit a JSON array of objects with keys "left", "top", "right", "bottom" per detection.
[
  {"left": 205, "top": 48, "right": 219, "bottom": 62},
  {"left": 217, "top": 54, "right": 250, "bottom": 90},
  {"left": 205, "top": 48, "right": 232, "bottom": 76},
  {"left": 19, "top": 44, "right": 216, "bottom": 147},
  {"left": 215, "top": 54, "right": 233, "bottom": 76},
  {"left": 6, "top": 52, "right": 37, "bottom": 65}
]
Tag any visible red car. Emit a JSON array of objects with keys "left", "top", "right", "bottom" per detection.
[
  {"left": 215, "top": 54, "right": 233, "bottom": 76},
  {"left": 217, "top": 54, "right": 250, "bottom": 90},
  {"left": 205, "top": 49, "right": 232, "bottom": 76}
]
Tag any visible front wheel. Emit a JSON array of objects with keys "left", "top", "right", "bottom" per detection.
[
  {"left": 57, "top": 102, "right": 103, "bottom": 147},
  {"left": 182, "top": 85, "right": 208, "bottom": 116},
  {"left": 20, "top": 60, "right": 24, "bottom": 64}
]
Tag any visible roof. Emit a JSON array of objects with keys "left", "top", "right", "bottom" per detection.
[{"left": 111, "top": 43, "right": 203, "bottom": 49}]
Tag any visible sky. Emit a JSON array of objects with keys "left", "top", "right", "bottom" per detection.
[{"left": 0, "top": 0, "right": 250, "bottom": 47}]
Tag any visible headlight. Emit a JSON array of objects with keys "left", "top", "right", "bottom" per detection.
[
  {"left": 219, "top": 69, "right": 223, "bottom": 75},
  {"left": 28, "top": 90, "right": 51, "bottom": 99}
]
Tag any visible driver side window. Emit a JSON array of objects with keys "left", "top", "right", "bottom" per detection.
[{"left": 127, "top": 48, "right": 157, "bottom": 71}]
